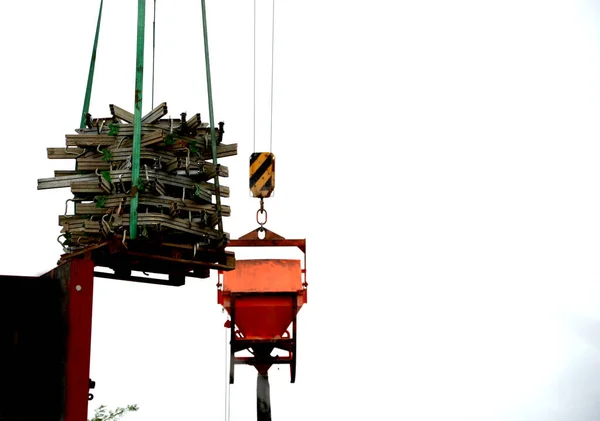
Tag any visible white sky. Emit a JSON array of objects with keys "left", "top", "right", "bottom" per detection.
[{"left": 3, "top": 0, "right": 600, "bottom": 420}]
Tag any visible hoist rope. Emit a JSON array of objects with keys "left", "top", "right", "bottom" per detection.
[
  {"left": 269, "top": 0, "right": 275, "bottom": 153},
  {"left": 224, "top": 319, "right": 231, "bottom": 421},
  {"left": 80, "top": 0, "right": 104, "bottom": 129},
  {"left": 253, "top": 0, "right": 257, "bottom": 153},
  {"left": 152, "top": 0, "right": 157, "bottom": 109},
  {"left": 200, "top": 0, "right": 224, "bottom": 239},
  {"left": 253, "top": 0, "right": 277, "bottom": 153}
]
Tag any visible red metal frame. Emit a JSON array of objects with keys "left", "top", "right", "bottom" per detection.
[{"left": 62, "top": 259, "right": 95, "bottom": 421}]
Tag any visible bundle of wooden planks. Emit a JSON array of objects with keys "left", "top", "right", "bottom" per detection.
[{"left": 38, "top": 102, "right": 237, "bottom": 277}]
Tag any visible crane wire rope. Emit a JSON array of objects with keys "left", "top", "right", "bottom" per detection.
[
  {"left": 253, "top": 0, "right": 256, "bottom": 153},
  {"left": 269, "top": 0, "right": 275, "bottom": 153},
  {"left": 224, "top": 317, "right": 232, "bottom": 421},
  {"left": 252, "top": 0, "right": 277, "bottom": 154}
]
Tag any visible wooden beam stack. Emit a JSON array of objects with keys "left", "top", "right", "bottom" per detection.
[{"left": 38, "top": 102, "right": 237, "bottom": 273}]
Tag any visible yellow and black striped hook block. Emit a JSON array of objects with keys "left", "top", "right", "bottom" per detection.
[{"left": 249, "top": 152, "right": 275, "bottom": 198}]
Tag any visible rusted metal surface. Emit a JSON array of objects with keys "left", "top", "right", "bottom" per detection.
[{"left": 60, "top": 235, "right": 235, "bottom": 285}]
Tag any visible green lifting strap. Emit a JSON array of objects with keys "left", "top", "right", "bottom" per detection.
[
  {"left": 80, "top": 0, "right": 104, "bottom": 129},
  {"left": 130, "top": 0, "right": 147, "bottom": 239},
  {"left": 200, "top": 0, "right": 224, "bottom": 240}
]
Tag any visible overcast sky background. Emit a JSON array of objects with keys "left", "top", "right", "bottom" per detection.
[{"left": 3, "top": 0, "right": 600, "bottom": 420}]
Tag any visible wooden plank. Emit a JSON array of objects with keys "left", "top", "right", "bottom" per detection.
[
  {"left": 55, "top": 170, "right": 89, "bottom": 177},
  {"left": 142, "top": 102, "right": 168, "bottom": 124},
  {"left": 60, "top": 223, "right": 102, "bottom": 234},
  {"left": 71, "top": 181, "right": 105, "bottom": 194},
  {"left": 194, "top": 181, "right": 229, "bottom": 197},
  {"left": 155, "top": 180, "right": 167, "bottom": 196},
  {"left": 165, "top": 159, "right": 229, "bottom": 178},
  {"left": 172, "top": 166, "right": 229, "bottom": 180},
  {"left": 162, "top": 141, "right": 236, "bottom": 160},
  {"left": 100, "top": 194, "right": 231, "bottom": 216},
  {"left": 75, "top": 159, "right": 111, "bottom": 171},
  {"left": 66, "top": 134, "right": 117, "bottom": 147},
  {"left": 110, "top": 104, "right": 134, "bottom": 123},
  {"left": 105, "top": 143, "right": 235, "bottom": 161},
  {"left": 108, "top": 147, "right": 177, "bottom": 162},
  {"left": 59, "top": 215, "right": 94, "bottom": 225},
  {"left": 200, "top": 143, "right": 237, "bottom": 160},
  {"left": 120, "top": 213, "right": 224, "bottom": 238},
  {"left": 47, "top": 147, "right": 85, "bottom": 159},
  {"left": 74, "top": 203, "right": 108, "bottom": 215},
  {"left": 140, "top": 130, "right": 165, "bottom": 147},
  {"left": 167, "top": 133, "right": 210, "bottom": 152},
  {"left": 71, "top": 186, "right": 103, "bottom": 194},
  {"left": 100, "top": 176, "right": 112, "bottom": 193},
  {"left": 38, "top": 174, "right": 98, "bottom": 190},
  {"left": 101, "top": 124, "right": 160, "bottom": 137},
  {"left": 44, "top": 162, "right": 231, "bottom": 192},
  {"left": 40, "top": 173, "right": 97, "bottom": 183},
  {"left": 170, "top": 115, "right": 209, "bottom": 132},
  {"left": 186, "top": 113, "right": 202, "bottom": 130}
]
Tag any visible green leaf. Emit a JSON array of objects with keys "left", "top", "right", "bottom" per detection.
[
  {"left": 188, "top": 140, "right": 199, "bottom": 154},
  {"left": 88, "top": 404, "right": 138, "bottom": 421},
  {"left": 137, "top": 180, "right": 146, "bottom": 193},
  {"left": 95, "top": 196, "right": 106, "bottom": 208},
  {"left": 100, "top": 148, "right": 113, "bottom": 161},
  {"left": 194, "top": 183, "right": 203, "bottom": 198},
  {"left": 164, "top": 133, "right": 175, "bottom": 146},
  {"left": 108, "top": 123, "right": 120, "bottom": 136},
  {"left": 101, "top": 171, "right": 111, "bottom": 183}
]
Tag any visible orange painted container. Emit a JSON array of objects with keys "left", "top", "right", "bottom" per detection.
[
  {"left": 217, "top": 227, "right": 307, "bottom": 383},
  {"left": 218, "top": 260, "right": 306, "bottom": 339}
]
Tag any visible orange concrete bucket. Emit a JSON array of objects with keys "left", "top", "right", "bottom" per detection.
[
  {"left": 218, "top": 227, "right": 307, "bottom": 383},
  {"left": 219, "top": 259, "right": 306, "bottom": 339}
]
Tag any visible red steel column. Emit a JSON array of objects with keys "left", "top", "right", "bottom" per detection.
[{"left": 64, "top": 259, "right": 95, "bottom": 421}]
